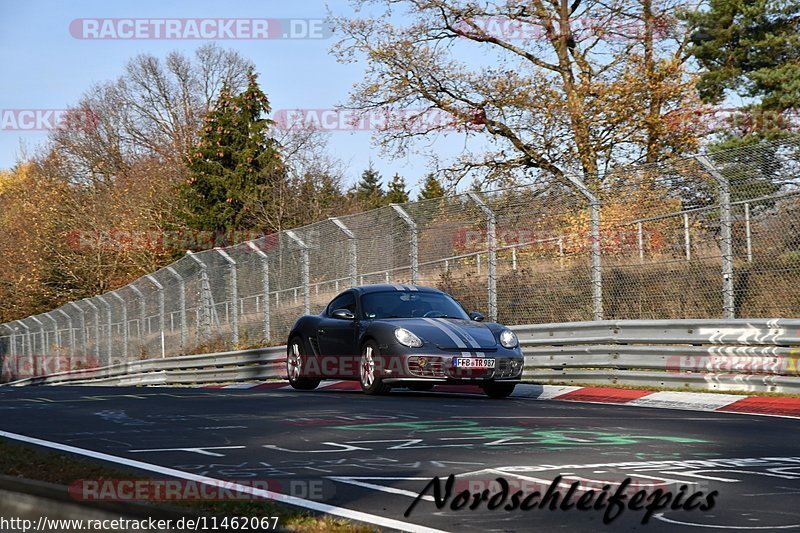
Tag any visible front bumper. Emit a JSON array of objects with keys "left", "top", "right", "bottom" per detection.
[{"left": 381, "top": 352, "right": 524, "bottom": 382}]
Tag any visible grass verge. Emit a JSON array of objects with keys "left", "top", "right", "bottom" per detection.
[{"left": 0, "top": 439, "right": 374, "bottom": 532}]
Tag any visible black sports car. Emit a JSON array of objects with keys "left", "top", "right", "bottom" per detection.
[{"left": 286, "top": 284, "right": 524, "bottom": 398}]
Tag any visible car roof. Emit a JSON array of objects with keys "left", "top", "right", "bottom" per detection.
[{"left": 350, "top": 284, "right": 443, "bottom": 295}]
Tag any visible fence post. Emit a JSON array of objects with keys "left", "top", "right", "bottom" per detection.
[
  {"left": 637, "top": 222, "right": 644, "bottom": 263},
  {"left": 67, "top": 302, "right": 86, "bottom": 364},
  {"left": 166, "top": 267, "right": 186, "bottom": 354},
  {"left": 110, "top": 292, "right": 128, "bottom": 362},
  {"left": 745, "top": 203, "right": 753, "bottom": 262},
  {"left": 1, "top": 324, "right": 13, "bottom": 380},
  {"left": 128, "top": 284, "right": 147, "bottom": 356},
  {"left": 96, "top": 295, "right": 112, "bottom": 366},
  {"left": 247, "top": 241, "right": 271, "bottom": 343},
  {"left": 215, "top": 249, "right": 238, "bottom": 347},
  {"left": 15, "top": 320, "right": 31, "bottom": 378},
  {"left": 82, "top": 300, "right": 100, "bottom": 366},
  {"left": 285, "top": 230, "right": 310, "bottom": 315},
  {"left": 390, "top": 204, "right": 418, "bottom": 284},
  {"left": 56, "top": 309, "right": 74, "bottom": 367},
  {"left": 468, "top": 192, "right": 497, "bottom": 322},
  {"left": 29, "top": 316, "right": 44, "bottom": 374},
  {"left": 330, "top": 217, "right": 358, "bottom": 287},
  {"left": 187, "top": 251, "right": 212, "bottom": 344},
  {"left": 696, "top": 155, "right": 735, "bottom": 319},
  {"left": 145, "top": 275, "right": 166, "bottom": 358},
  {"left": 683, "top": 213, "right": 691, "bottom": 261},
  {"left": 561, "top": 175, "right": 603, "bottom": 320},
  {"left": 45, "top": 312, "right": 60, "bottom": 373}
]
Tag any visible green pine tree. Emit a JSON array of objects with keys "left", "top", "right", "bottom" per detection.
[
  {"left": 183, "top": 69, "right": 286, "bottom": 246},
  {"left": 386, "top": 173, "right": 409, "bottom": 204},
  {"left": 686, "top": 0, "right": 800, "bottom": 111},
  {"left": 355, "top": 165, "right": 385, "bottom": 209},
  {"left": 417, "top": 173, "right": 445, "bottom": 200},
  {"left": 685, "top": 0, "right": 800, "bottom": 146}
]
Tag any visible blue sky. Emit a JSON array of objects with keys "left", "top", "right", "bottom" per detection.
[{"left": 0, "top": 0, "right": 468, "bottom": 194}]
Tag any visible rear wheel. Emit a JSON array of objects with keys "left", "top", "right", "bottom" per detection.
[
  {"left": 482, "top": 382, "right": 516, "bottom": 399},
  {"left": 287, "top": 338, "right": 320, "bottom": 391},
  {"left": 360, "top": 341, "right": 391, "bottom": 395},
  {"left": 407, "top": 383, "right": 435, "bottom": 392}
]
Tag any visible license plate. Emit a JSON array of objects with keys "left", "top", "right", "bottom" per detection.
[{"left": 453, "top": 357, "right": 495, "bottom": 368}]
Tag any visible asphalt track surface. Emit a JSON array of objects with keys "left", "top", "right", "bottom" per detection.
[{"left": 0, "top": 385, "right": 799, "bottom": 532}]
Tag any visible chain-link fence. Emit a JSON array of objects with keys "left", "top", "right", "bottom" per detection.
[{"left": 2, "top": 138, "right": 799, "bottom": 381}]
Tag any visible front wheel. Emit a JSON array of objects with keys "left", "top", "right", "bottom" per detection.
[
  {"left": 287, "top": 338, "right": 320, "bottom": 391},
  {"left": 482, "top": 382, "right": 516, "bottom": 399},
  {"left": 360, "top": 341, "right": 391, "bottom": 395}
]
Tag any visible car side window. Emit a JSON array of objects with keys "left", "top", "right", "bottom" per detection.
[{"left": 327, "top": 292, "right": 357, "bottom": 316}]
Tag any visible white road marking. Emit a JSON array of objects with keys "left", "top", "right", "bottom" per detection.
[
  {"left": 0, "top": 429, "right": 449, "bottom": 533},
  {"left": 329, "top": 476, "right": 436, "bottom": 501},
  {"left": 128, "top": 446, "right": 246, "bottom": 457},
  {"left": 654, "top": 513, "right": 800, "bottom": 529},
  {"left": 628, "top": 392, "right": 744, "bottom": 411}
]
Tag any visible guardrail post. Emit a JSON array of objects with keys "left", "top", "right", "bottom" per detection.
[
  {"left": 45, "top": 312, "right": 60, "bottom": 373},
  {"left": 696, "top": 155, "right": 735, "bottom": 319},
  {"left": 187, "top": 251, "right": 212, "bottom": 344},
  {"left": 390, "top": 204, "right": 418, "bottom": 284},
  {"left": 285, "top": 230, "right": 310, "bottom": 315},
  {"left": 247, "top": 241, "right": 271, "bottom": 343},
  {"left": 468, "top": 192, "right": 497, "bottom": 322},
  {"left": 145, "top": 275, "right": 166, "bottom": 358},
  {"left": 165, "top": 267, "right": 186, "bottom": 354},
  {"left": 96, "top": 295, "right": 112, "bottom": 366},
  {"left": 82, "top": 299, "right": 100, "bottom": 365},
  {"left": 215, "top": 249, "right": 238, "bottom": 347},
  {"left": 330, "top": 217, "right": 358, "bottom": 287},
  {"left": 67, "top": 302, "right": 86, "bottom": 364}
]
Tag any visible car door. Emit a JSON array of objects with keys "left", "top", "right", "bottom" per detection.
[{"left": 317, "top": 291, "right": 359, "bottom": 377}]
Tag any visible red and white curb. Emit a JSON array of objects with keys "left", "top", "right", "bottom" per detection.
[{"left": 207, "top": 381, "right": 800, "bottom": 419}]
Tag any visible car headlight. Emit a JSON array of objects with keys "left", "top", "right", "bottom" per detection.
[
  {"left": 499, "top": 329, "right": 518, "bottom": 348},
  {"left": 395, "top": 327, "right": 423, "bottom": 348}
]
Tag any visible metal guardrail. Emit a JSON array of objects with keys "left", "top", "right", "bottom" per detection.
[
  {"left": 513, "top": 319, "right": 800, "bottom": 394},
  {"left": 3, "top": 320, "right": 799, "bottom": 394},
  {"left": 3, "top": 347, "right": 286, "bottom": 387}
]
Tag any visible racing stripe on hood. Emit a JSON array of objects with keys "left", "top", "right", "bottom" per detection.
[
  {"left": 433, "top": 318, "right": 486, "bottom": 357},
  {"left": 392, "top": 284, "right": 406, "bottom": 291},
  {"left": 422, "top": 318, "right": 472, "bottom": 357}
]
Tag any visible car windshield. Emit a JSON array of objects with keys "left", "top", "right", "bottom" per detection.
[{"left": 361, "top": 291, "right": 470, "bottom": 320}]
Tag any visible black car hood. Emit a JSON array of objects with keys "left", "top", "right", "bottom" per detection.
[{"left": 379, "top": 317, "right": 498, "bottom": 351}]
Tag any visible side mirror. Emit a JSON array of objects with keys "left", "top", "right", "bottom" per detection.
[
  {"left": 332, "top": 308, "right": 356, "bottom": 320},
  {"left": 469, "top": 311, "right": 485, "bottom": 322}
]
